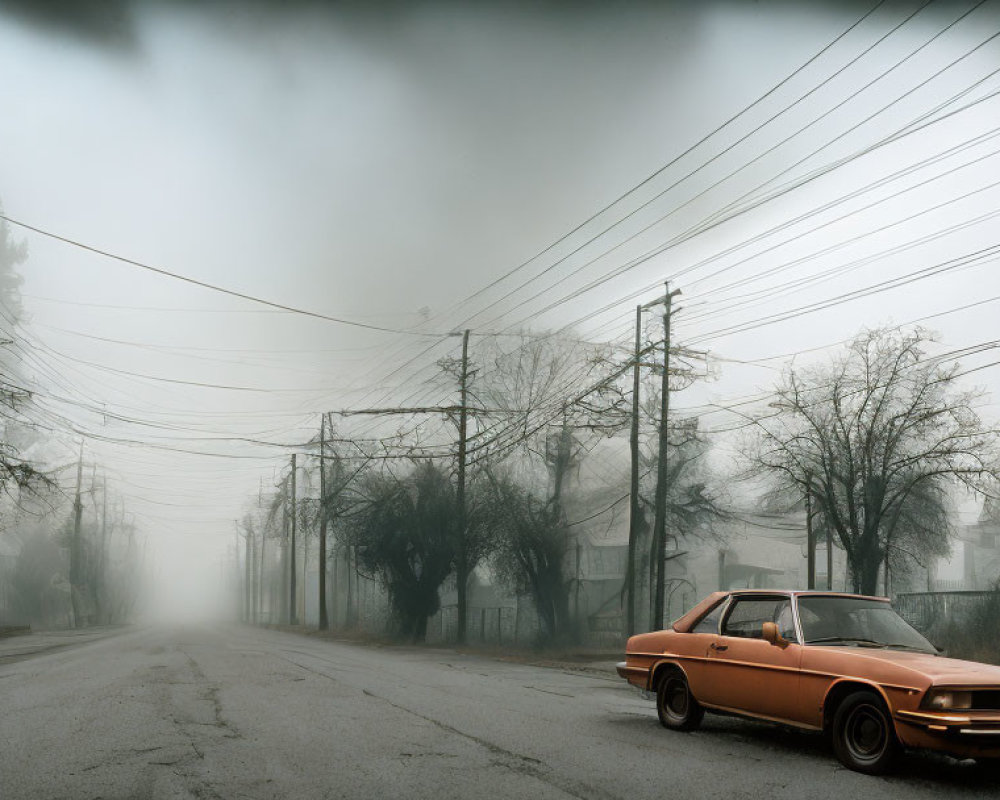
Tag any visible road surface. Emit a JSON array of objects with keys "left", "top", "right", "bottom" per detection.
[{"left": 1, "top": 624, "right": 996, "bottom": 799}]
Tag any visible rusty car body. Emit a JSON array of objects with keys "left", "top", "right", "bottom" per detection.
[{"left": 617, "top": 589, "right": 1000, "bottom": 773}]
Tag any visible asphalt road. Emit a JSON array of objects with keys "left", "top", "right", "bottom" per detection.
[{"left": 1, "top": 624, "right": 997, "bottom": 800}]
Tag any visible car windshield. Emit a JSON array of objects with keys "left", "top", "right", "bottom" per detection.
[{"left": 797, "top": 596, "right": 936, "bottom": 653}]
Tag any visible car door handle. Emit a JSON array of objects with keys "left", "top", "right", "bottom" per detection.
[{"left": 710, "top": 643, "right": 728, "bottom": 652}]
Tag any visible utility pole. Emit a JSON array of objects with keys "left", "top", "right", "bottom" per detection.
[
  {"left": 328, "top": 331, "right": 478, "bottom": 638},
  {"left": 257, "top": 479, "right": 264, "bottom": 623},
  {"left": 331, "top": 546, "right": 340, "bottom": 627},
  {"left": 318, "top": 413, "right": 329, "bottom": 630},
  {"left": 626, "top": 304, "right": 642, "bottom": 636},
  {"left": 289, "top": 453, "right": 298, "bottom": 626},
  {"left": 96, "top": 474, "right": 108, "bottom": 625},
  {"left": 234, "top": 525, "right": 242, "bottom": 621},
  {"left": 806, "top": 480, "right": 816, "bottom": 590},
  {"left": 281, "top": 480, "right": 289, "bottom": 623},
  {"left": 70, "top": 441, "right": 84, "bottom": 629},
  {"left": 827, "top": 521, "right": 834, "bottom": 591},
  {"left": 652, "top": 283, "right": 681, "bottom": 630},
  {"left": 255, "top": 522, "right": 263, "bottom": 623},
  {"left": 456, "top": 328, "right": 470, "bottom": 645},
  {"left": 242, "top": 521, "right": 251, "bottom": 623},
  {"left": 345, "top": 544, "right": 354, "bottom": 627}
]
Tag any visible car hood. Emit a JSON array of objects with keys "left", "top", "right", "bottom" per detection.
[{"left": 813, "top": 647, "right": 1000, "bottom": 686}]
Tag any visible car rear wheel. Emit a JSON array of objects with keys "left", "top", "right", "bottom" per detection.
[
  {"left": 656, "top": 670, "right": 704, "bottom": 731},
  {"left": 831, "top": 691, "right": 898, "bottom": 774}
]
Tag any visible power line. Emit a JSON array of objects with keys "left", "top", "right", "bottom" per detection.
[
  {"left": 469, "top": 0, "right": 940, "bottom": 332},
  {"left": 0, "top": 213, "right": 451, "bottom": 337},
  {"left": 333, "top": 2, "right": 894, "bottom": 414},
  {"left": 683, "top": 198, "right": 1000, "bottom": 327},
  {"left": 688, "top": 242, "right": 1000, "bottom": 345},
  {"left": 319, "top": 36, "right": 996, "bottom": 424},
  {"left": 442, "top": 0, "right": 902, "bottom": 331},
  {"left": 501, "top": 60, "right": 1000, "bottom": 335}
]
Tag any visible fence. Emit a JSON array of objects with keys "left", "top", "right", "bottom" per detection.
[
  {"left": 895, "top": 590, "right": 1000, "bottom": 664},
  {"left": 894, "top": 590, "right": 999, "bottom": 634},
  {"left": 428, "top": 604, "right": 532, "bottom": 646}
]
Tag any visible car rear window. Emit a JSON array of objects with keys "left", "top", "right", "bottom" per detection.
[{"left": 691, "top": 600, "right": 725, "bottom": 633}]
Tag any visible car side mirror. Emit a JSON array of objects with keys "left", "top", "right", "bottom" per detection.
[{"left": 762, "top": 622, "right": 789, "bottom": 648}]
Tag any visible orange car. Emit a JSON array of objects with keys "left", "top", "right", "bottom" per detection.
[{"left": 617, "top": 590, "right": 1000, "bottom": 773}]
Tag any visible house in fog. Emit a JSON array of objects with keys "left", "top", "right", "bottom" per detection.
[{"left": 959, "top": 502, "right": 1000, "bottom": 590}]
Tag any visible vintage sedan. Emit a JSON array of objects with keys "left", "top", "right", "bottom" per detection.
[{"left": 617, "top": 590, "right": 1000, "bottom": 773}]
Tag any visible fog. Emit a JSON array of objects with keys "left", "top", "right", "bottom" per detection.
[{"left": 0, "top": 0, "right": 998, "bottom": 626}]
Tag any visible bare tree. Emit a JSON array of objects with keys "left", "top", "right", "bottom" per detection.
[
  {"left": 469, "top": 333, "right": 627, "bottom": 466},
  {"left": 465, "top": 335, "right": 631, "bottom": 642},
  {"left": 482, "top": 470, "right": 573, "bottom": 643},
  {"left": 880, "top": 473, "right": 952, "bottom": 592},
  {"left": 0, "top": 212, "right": 48, "bottom": 501},
  {"left": 316, "top": 440, "right": 369, "bottom": 629},
  {"left": 434, "top": 333, "right": 623, "bottom": 642},
  {"left": 744, "top": 327, "right": 999, "bottom": 595}
]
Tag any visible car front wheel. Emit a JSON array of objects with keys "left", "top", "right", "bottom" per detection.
[
  {"left": 831, "top": 691, "right": 898, "bottom": 774},
  {"left": 656, "top": 670, "right": 704, "bottom": 731}
]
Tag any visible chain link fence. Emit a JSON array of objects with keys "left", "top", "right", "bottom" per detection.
[{"left": 895, "top": 589, "right": 1000, "bottom": 664}]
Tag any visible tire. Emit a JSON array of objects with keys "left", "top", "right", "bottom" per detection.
[
  {"left": 977, "top": 758, "right": 1000, "bottom": 774},
  {"left": 656, "top": 670, "right": 704, "bottom": 731},
  {"left": 831, "top": 691, "right": 898, "bottom": 774}
]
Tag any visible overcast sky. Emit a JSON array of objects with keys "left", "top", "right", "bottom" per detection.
[{"left": 1, "top": 0, "right": 998, "bottom": 615}]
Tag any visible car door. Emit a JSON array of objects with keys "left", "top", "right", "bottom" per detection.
[
  {"left": 674, "top": 595, "right": 730, "bottom": 702},
  {"left": 700, "top": 596, "right": 804, "bottom": 723}
]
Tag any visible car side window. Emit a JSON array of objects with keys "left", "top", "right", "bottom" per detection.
[
  {"left": 722, "top": 598, "right": 791, "bottom": 639},
  {"left": 691, "top": 601, "right": 726, "bottom": 634}
]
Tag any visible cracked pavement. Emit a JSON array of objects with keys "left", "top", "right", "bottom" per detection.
[{"left": 1, "top": 624, "right": 998, "bottom": 799}]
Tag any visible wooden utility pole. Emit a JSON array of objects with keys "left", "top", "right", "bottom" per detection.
[
  {"left": 253, "top": 525, "right": 268, "bottom": 622},
  {"left": 331, "top": 547, "right": 340, "bottom": 627},
  {"left": 281, "top": 481, "right": 289, "bottom": 623},
  {"left": 806, "top": 483, "right": 816, "bottom": 590},
  {"left": 827, "top": 523, "right": 834, "bottom": 591},
  {"left": 96, "top": 475, "right": 108, "bottom": 625},
  {"left": 551, "top": 409, "right": 572, "bottom": 507},
  {"left": 257, "top": 480, "right": 264, "bottom": 623},
  {"left": 626, "top": 304, "right": 642, "bottom": 636},
  {"left": 354, "top": 548, "right": 362, "bottom": 624},
  {"left": 70, "top": 441, "right": 84, "bottom": 629},
  {"left": 456, "top": 329, "right": 471, "bottom": 645},
  {"left": 255, "top": 524, "right": 263, "bottom": 623},
  {"left": 345, "top": 545, "right": 354, "bottom": 626},
  {"left": 318, "top": 413, "right": 329, "bottom": 630},
  {"left": 242, "top": 522, "right": 251, "bottom": 623},
  {"left": 300, "top": 516, "right": 308, "bottom": 624},
  {"left": 651, "top": 283, "right": 680, "bottom": 630},
  {"left": 289, "top": 453, "right": 298, "bottom": 625}
]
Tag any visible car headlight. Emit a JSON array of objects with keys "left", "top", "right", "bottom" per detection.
[{"left": 922, "top": 689, "right": 973, "bottom": 710}]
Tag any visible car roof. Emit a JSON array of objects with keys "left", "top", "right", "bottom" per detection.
[
  {"left": 670, "top": 589, "right": 891, "bottom": 633},
  {"left": 728, "top": 589, "right": 889, "bottom": 601}
]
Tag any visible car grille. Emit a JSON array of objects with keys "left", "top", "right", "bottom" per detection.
[{"left": 971, "top": 690, "right": 1000, "bottom": 710}]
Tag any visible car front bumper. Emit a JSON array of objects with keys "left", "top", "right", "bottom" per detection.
[{"left": 895, "top": 709, "right": 1000, "bottom": 758}]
